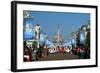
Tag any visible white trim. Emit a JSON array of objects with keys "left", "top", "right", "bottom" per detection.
[{"left": 17, "top": 3, "right": 96, "bottom": 69}]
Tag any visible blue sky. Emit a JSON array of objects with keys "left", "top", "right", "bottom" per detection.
[{"left": 24, "top": 10, "right": 90, "bottom": 42}]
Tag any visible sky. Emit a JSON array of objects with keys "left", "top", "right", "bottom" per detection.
[{"left": 23, "top": 10, "right": 90, "bottom": 42}]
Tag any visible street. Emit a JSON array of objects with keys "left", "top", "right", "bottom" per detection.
[{"left": 39, "top": 52, "right": 79, "bottom": 61}]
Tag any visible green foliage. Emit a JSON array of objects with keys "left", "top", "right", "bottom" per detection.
[{"left": 33, "top": 40, "right": 37, "bottom": 48}]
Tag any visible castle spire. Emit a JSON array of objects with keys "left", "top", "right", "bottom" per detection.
[{"left": 54, "top": 24, "right": 62, "bottom": 47}]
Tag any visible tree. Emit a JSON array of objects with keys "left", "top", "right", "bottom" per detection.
[{"left": 33, "top": 40, "right": 38, "bottom": 48}]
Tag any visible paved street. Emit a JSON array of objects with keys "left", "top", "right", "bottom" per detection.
[{"left": 39, "top": 52, "right": 79, "bottom": 61}]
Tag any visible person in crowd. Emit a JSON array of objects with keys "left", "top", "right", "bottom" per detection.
[{"left": 24, "top": 47, "right": 32, "bottom": 61}]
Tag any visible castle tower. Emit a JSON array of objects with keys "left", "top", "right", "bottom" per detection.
[{"left": 54, "top": 25, "right": 62, "bottom": 47}]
